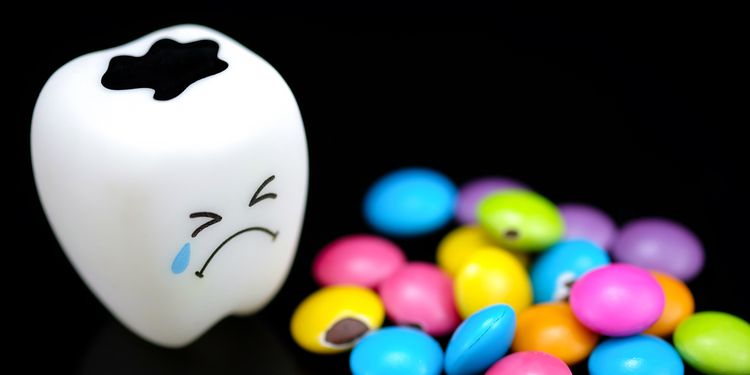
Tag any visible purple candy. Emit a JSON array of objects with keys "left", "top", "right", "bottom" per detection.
[
  {"left": 559, "top": 203, "right": 618, "bottom": 249},
  {"left": 455, "top": 177, "right": 527, "bottom": 224},
  {"left": 612, "top": 218, "right": 704, "bottom": 281}
]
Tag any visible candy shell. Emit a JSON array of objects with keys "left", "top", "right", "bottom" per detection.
[
  {"left": 364, "top": 168, "right": 457, "bottom": 236},
  {"left": 290, "top": 285, "right": 385, "bottom": 354},
  {"left": 436, "top": 226, "right": 529, "bottom": 277},
  {"left": 612, "top": 218, "right": 704, "bottom": 281},
  {"left": 674, "top": 311, "right": 750, "bottom": 375},
  {"left": 588, "top": 335, "right": 684, "bottom": 375},
  {"left": 559, "top": 203, "right": 617, "bottom": 249},
  {"left": 530, "top": 240, "right": 610, "bottom": 303},
  {"left": 313, "top": 234, "right": 406, "bottom": 288},
  {"left": 512, "top": 302, "right": 598, "bottom": 365},
  {"left": 477, "top": 190, "right": 564, "bottom": 252},
  {"left": 570, "top": 264, "right": 664, "bottom": 336},
  {"left": 486, "top": 351, "right": 572, "bottom": 375},
  {"left": 455, "top": 177, "right": 527, "bottom": 224},
  {"left": 350, "top": 327, "right": 443, "bottom": 375},
  {"left": 445, "top": 304, "right": 516, "bottom": 375},
  {"left": 454, "top": 248, "right": 532, "bottom": 318},
  {"left": 378, "top": 262, "right": 461, "bottom": 336},
  {"left": 644, "top": 271, "right": 695, "bottom": 337}
]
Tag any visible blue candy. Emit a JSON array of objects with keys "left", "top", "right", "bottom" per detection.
[
  {"left": 589, "top": 335, "right": 684, "bottom": 375},
  {"left": 531, "top": 240, "right": 610, "bottom": 303},
  {"left": 350, "top": 327, "right": 443, "bottom": 375},
  {"left": 444, "top": 304, "right": 516, "bottom": 375},
  {"left": 364, "top": 168, "right": 457, "bottom": 236}
]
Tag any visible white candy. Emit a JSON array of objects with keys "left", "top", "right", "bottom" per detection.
[{"left": 31, "top": 24, "right": 308, "bottom": 347}]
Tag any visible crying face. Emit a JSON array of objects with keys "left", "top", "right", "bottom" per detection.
[{"left": 172, "top": 175, "right": 279, "bottom": 278}]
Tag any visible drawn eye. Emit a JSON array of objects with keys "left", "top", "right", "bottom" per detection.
[
  {"left": 249, "top": 175, "right": 277, "bottom": 207},
  {"left": 189, "top": 212, "right": 222, "bottom": 237}
]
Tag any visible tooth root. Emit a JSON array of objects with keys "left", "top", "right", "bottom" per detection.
[{"left": 31, "top": 24, "right": 308, "bottom": 347}]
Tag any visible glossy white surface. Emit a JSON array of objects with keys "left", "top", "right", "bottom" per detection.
[{"left": 31, "top": 24, "right": 308, "bottom": 347}]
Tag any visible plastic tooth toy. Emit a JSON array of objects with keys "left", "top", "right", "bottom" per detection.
[{"left": 31, "top": 24, "right": 308, "bottom": 347}]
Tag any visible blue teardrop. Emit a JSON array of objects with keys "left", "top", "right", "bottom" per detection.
[{"left": 171, "top": 242, "right": 191, "bottom": 274}]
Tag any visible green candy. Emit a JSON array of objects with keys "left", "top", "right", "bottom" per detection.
[
  {"left": 477, "top": 189, "right": 564, "bottom": 252},
  {"left": 674, "top": 311, "right": 750, "bottom": 375}
]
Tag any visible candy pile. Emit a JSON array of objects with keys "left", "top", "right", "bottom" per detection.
[{"left": 290, "top": 167, "right": 750, "bottom": 375}]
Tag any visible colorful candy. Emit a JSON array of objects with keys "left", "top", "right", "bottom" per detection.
[
  {"left": 290, "top": 285, "right": 385, "bottom": 354},
  {"left": 350, "top": 326, "right": 443, "bottom": 375},
  {"left": 436, "top": 226, "right": 529, "bottom": 277},
  {"left": 313, "top": 234, "right": 406, "bottom": 288},
  {"left": 588, "top": 335, "right": 684, "bottom": 375},
  {"left": 378, "top": 262, "right": 461, "bottom": 336},
  {"left": 570, "top": 264, "right": 664, "bottom": 336},
  {"left": 453, "top": 248, "right": 532, "bottom": 318},
  {"left": 512, "top": 302, "right": 598, "bottom": 365},
  {"left": 530, "top": 240, "right": 610, "bottom": 303},
  {"left": 644, "top": 271, "right": 695, "bottom": 337},
  {"left": 674, "top": 311, "right": 750, "bottom": 375},
  {"left": 444, "top": 304, "right": 516, "bottom": 375},
  {"left": 486, "top": 351, "right": 572, "bottom": 375},
  {"left": 455, "top": 177, "right": 527, "bottom": 224},
  {"left": 477, "top": 190, "right": 564, "bottom": 252},
  {"left": 364, "top": 168, "right": 457, "bottom": 236},
  {"left": 314, "top": 170, "right": 738, "bottom": 374},
  {"left": 558, "top": 203, "right": 617, "bottom": 249},
  {"left": 612, "top": 218, "right": 704, "bottom": 281},
  {"left": 436, "top": 226, "right": 496, "bottom": 277}
]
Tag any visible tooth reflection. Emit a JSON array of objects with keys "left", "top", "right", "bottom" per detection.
[{"left": 79, "top": 316, "right": 311, "bottom": 375}]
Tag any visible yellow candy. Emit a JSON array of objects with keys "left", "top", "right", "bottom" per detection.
[
  {"left": 437, "top": 226, "right": 529, "bottom": 277},
  {"left": 290, "top": 285, "right": 385, "bottom": 354},
  {"left": 454, "top": 247, "right": 532, "bottom": 318}
]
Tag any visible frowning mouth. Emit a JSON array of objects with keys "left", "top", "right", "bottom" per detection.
[{"left": 195, "top": 226, "right": 278, "bottom": 278}]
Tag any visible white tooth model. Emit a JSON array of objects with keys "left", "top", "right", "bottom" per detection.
[{"left": 31, "top": 24, "right": 308, "bottom": 347}]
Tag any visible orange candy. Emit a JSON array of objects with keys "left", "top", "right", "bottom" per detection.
[
  {"left": 644, "top": 271, "right": 695, "bottom": 337},
  {"left": 512, "top": 302, "right": 598, "bottom": 365}
]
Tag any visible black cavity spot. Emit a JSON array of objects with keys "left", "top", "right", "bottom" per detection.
[
  {"left": 101, "top": 39, "right": 228, "bottom": 101},
  {"left": 504, "top": 229, "right": 520, "bottom": 240},
  {"left": 324, "top": 318, "right": 369, "bottom": 346}
]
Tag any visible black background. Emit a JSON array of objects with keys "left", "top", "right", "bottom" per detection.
[{"left": 7, "top": 3, "right": 748, "bottom": 374}]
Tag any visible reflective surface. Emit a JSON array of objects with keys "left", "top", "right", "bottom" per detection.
[{"left": 79, "top": 317, "right": 311, "bottom": 375}]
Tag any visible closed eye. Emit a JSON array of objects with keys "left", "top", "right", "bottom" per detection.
[
  {"left": 189, "top": 212, "right": 222, "bottom": 237},
  {"left": 249, "top": 175, "right": 277, "bottom": 207}
]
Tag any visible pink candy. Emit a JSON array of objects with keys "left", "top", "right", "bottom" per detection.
[
  {"left": 570, "top": 263, "right": 664, "bottom": 336},
  {"left": 313, "top": 234, "right": 406, "bottom": 288},
  {"left": 378, "top": 262, "right": 461, "bottom": 336},
  {"left": 486, "top": 351, "right": 572, "bottom": 375}
]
